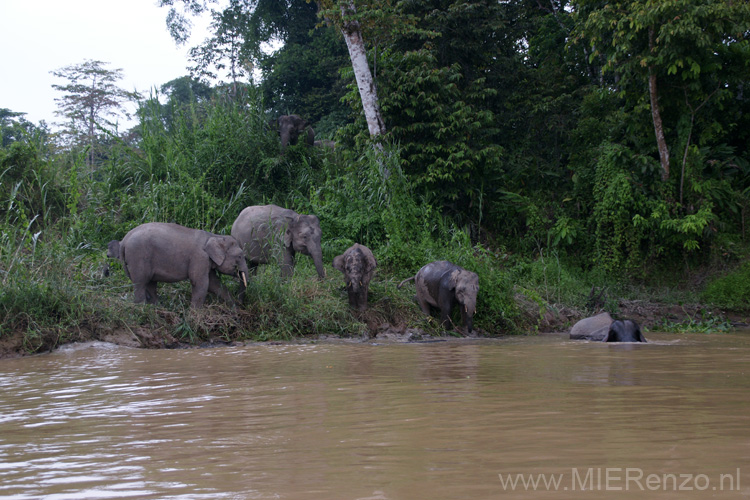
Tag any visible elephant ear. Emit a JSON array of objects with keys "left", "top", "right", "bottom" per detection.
[
  {"left": 332, "top": 254, "right": 345, "bottom": 273},
  {"left": 205, "top": 236, "right": 227, "bottom": 267},
  {"left": 284, "top": 218, "right": 296, "bottom": 248},
  {"left": 365, "top": 254, "right": 377, "bottom": 274},
  {"left": 448, "top": 269, "right": 461, "bottom": 290}
]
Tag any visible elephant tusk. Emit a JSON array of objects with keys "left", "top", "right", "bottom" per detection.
[
  {"left": 241, "top": 271, "right": 247, "bottom": 288},
  {"left": 465, "top": 305, "right": 468, "bottom": 313}
]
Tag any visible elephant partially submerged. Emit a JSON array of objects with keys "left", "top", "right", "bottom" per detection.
[
  {"left": 569, "top": 312, "right": 646, "bottom": 342},
  {"left": 119, "top": 222, "right": 248, "bottom": 308},
  {"left": 333, "top": 243, "right": 377, "bottom": 310},
  {"left": 277, "top": 114, "right": 314, "bottom": 150},
  {"left": 231, "top": 204, "right": 325, "bottom": 284},
  {"left": 399, "top": 260, "right": 479, "bottom": 334}
]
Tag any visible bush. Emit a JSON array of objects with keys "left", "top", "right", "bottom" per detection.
[{"left": 701, "top": 261, "right": 750, "bottom": 311}]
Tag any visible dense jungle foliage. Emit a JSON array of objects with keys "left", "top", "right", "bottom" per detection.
[{"left": 1, "top": 0, "right": 749, "bottom": 352}]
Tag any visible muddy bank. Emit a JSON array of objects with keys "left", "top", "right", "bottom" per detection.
[{"left": 1, "top": 299, "right": 747, "bottom": 359}]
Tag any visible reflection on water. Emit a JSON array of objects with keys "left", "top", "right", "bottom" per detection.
[{"left": 0, "top": 331, "right": 749, "bottom": 499}]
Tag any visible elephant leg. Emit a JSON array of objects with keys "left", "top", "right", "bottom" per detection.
[
  {"left": 133, "top": 283, "right": 148, "bottom": 304},
  {"left": 146, "top": 281, "right": 158, "bottom": 304},
  {"left": 281, "top": 249, "right": 296, "bottom": 278},
  {"left": 438, "top": 294, "right": 455, "bottom": 329},
  {"left": 190, "top": 277, "right": 209, "bottom": 308},
  {"left": 439, "top": 307, "right": 453, "bottom": 329},
  {"left": 207, "top": 271, "right": 233, "bottom": 304},
  {"left": 417, "top": 295, "right": 432, "bottom": 316}
]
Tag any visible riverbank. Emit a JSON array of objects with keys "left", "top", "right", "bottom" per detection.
[
  {"left": 2, "top": 288, "right": 746, "bottom": 359},
  {"left": 3, "top": 238, "right": 749, "bottom": 360}
]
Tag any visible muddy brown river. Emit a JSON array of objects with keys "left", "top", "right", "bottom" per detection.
[{"left": 1, "top": 331, "right": 749, "bottom": 499}]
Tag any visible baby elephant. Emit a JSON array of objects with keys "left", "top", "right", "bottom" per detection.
[
  {"left": 333, "top": 243, "right": 377, "bottom": 310},
  {"left": 102, "top": 239, "right": 121, "bottom": 277},
  {"left": 399, "top": 260, "right": 479, "bottom": 333},
  {"left": 569, "top": 312, "right": 646, "bottom": 342},
  {"left": 120, "top": 222, "right": 249, "bottom": 308}
]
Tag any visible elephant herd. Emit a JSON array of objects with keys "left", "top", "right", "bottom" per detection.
[
  {"left": 105, "top": 203, "right": 646, "bottom": 342},
  {"left": 105, "top": 204, "right": 480, "bottom": 333}
]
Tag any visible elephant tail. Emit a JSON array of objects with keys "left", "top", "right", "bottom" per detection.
[
  {"left": 120, "top": 246, "right": 132, "bottom": 280},
  {"left": 397, "top": 276, "right": 416, "bottom": 289}
]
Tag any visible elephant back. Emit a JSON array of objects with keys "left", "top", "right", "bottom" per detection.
[
  {"left": 569, "top": 312, "right": 614, "bottom": 340},
  {"left": 231, "top": 205, "right": 298, "bottom": 261}
]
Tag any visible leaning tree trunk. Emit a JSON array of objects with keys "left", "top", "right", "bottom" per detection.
[
  {"left": 649, "top": 27, "right": 670, "bottom": 181},
  {"left": 339, "top": 1, "right": 386, "bottom": 138}
]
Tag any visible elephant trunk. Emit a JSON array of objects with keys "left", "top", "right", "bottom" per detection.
[
  {"left": 347, "top": 278, "right": 363, "bottom": 298},
  {"left": 311, "top": 249, "right": 325, "bottom": 280},
  {"left": 280, "top": 130, "right": 292, "bottom": 150},
  {"left": 462, "top": 302, "right": 476, "bottom": 334}
]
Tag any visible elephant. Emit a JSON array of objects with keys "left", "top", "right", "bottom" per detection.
[
  {"left": 333, "top": 243, "right": 377, "bottom": 310},
  {"left": 230, "top": 204, "right": 325, "bottom": 285},
  {"left": 102, "top": 239, "right": 121, "bottom": 277},
  {"left": 398, "top": 260, "right": 479, "bottom": 334},
  {"left": 119, "top": 222, "right": 249, "bottom": 308},
  {"left": 314, "top": 139, "right": 336, "bottom": 150},
  {"left": 277, "top": 114, "right": 314, "bottom": 150},
  {"left": 569, "top": 312, "right": 646, "bottom": 342}
]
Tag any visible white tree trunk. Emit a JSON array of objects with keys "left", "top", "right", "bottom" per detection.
[
  {"left": 339, "top": 1, "right": 386, "bottom": 137},
  {"left": 648, "top": 28, "right": 669, "bottom": 181}
]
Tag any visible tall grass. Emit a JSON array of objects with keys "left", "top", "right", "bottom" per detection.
[{"left": 3, "top": 88, "right": 643, "bottom": 354}]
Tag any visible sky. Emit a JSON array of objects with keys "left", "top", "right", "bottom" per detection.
[{"left": 0, "top": 0, "right": 214, "bottom": 130}]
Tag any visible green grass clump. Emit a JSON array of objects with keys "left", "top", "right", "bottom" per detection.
[{"left": 701, "top": 261, "right": 750, "bottom": 311}]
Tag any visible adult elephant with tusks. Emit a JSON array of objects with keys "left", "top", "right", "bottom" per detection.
[
  {"left": 569, "top": 312, "right": 646, "bottom": 342},
  {"left": 119, "top": 222, "right": 248, "bottom": 308},
  {"left": 231, "top": 204, "right": 325, "bottom": 288},
  {"left": 399, "top": 260, "right": 479, "bottom": 334}
]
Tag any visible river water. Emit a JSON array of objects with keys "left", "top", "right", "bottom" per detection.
[{"left": 0, "top": 331, "right": 749, "bottom": 499}]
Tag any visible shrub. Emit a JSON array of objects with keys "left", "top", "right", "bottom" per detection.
[{"left": 701, "top": 261, "right": 750, "bottom": 311}]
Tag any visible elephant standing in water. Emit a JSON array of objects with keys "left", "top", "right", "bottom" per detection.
[
  {"left": 399, "top": 260, "right": 479, "bottom": 334},
  {"left": 277, "top": 114, "right": 314, "bottom": 150},
  {"left": 569, "top": 312, "right": 646, "bottom": 342},
  {"left": 119, "top": 222, "right": 248, "bottom": 308},
  {"left": 333, "top": 243, "right": 377, "bottom": 311},
  {"left": 231, "top": 204, "right": 325, "bottom": 286}
]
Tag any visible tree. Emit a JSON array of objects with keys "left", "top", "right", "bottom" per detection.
[
  {"left": 1, "top": 109, "right": 37, "bottom": 147},
  {"left": 316, "top": 0, "right": 392, "bottom": 138},
  {"left": 188, "top": 0, "right": 253, "bottom": 97},
  {"left": 51, "top": 60, "right": 140, "bottom": 167},
  {"left": 247, "top": 0, "right": 350, "bottom": 127},
  {"left": 573, "top": 0, "right": 750, "bottom": 183}
]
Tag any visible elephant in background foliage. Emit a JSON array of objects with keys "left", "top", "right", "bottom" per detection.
[
  {"left": 231, "top": 204, "right": 325, "bottom": 287},
  {"left": 333, "top": 243, "right": 377, "bottom": 311},
  {"left": 119, "top": 222, "right": 248, "bottom": 308},
  {"left": 277, "top": 114, "right": 314, "bottom": 150},
  {"left": 569, "top": 312, "right": 646, "bottom": 342},
  {"left": 399, "top": 260, "right": 479, "bottom": 334}
]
